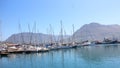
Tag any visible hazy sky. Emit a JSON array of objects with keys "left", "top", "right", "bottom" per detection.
[{"left": 0, "top": 0, "right": 120, "bottom": 40}]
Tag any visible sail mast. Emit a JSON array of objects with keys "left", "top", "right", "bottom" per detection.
[
  {"left": 34, "top": 21, "right": 37, "bottom": 45},
  {"left": 18, "top": 21, "right": 24, "bottom": 44},
  {"left": 72, "top": 24, "right": 75, "bottom": 43},
  {"left": 28, "top": 24, "right": 31, "bottom": 44},
  {"left": 49, "top": 24, "right": 53, "bottom": 44},
  {"left": 60, "top": 20, "right": 63, "bottom": 44},
  {"left": 0, "top": 20, "right": 2, "bottom": 43}
]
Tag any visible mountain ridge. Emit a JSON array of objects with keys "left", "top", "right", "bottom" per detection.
[
  {"left": 5, "top": 32, "right": 70, "bottom": 44},
  {"left": 73, "top": 23, "right": 120, "bottom": 42},
  {"left": 6, "top": 23, "right": 120, "bottom": 44}
]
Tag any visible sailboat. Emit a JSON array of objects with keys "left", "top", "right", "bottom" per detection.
[
  {"left": 57, "top": 20, "right": 73, "bottom": 49},
  {"left": 0, "top": 21, "right": 9, "bottom": 57},
  {"left": 71, "top": 24, "right": 77, "bottom": 48}
]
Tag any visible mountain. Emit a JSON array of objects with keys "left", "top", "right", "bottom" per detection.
[
  {"left": 73, "top": 22, "right": 120, "bottom": 42},
  {"left": 6, "top": 22, "right": 120, "bottom": 44},
  {"left": 6, "top": 32, "right": 49, "bottom": 44},
  {"left": 5, "top": 32, "right": 70, "bottom": 44}
]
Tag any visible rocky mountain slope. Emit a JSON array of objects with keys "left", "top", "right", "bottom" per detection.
[{"left": 73, "top": 23, "right": 120, "bottom": 42}]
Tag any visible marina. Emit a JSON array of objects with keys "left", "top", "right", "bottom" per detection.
[
  {"left": 1, "top": 0, "right": 120, "bottom": 68},
  {"left": 1, "top": 40, "right": 120, "bottom": 56},
  {"left": 0, "top": 44, "right": 120, "bottom": 68}
]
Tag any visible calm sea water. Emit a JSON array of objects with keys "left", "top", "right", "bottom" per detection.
[{"left": 1, "top": 44, "right": 120, "bottom": 68}]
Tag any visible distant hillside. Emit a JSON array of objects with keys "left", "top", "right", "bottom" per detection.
[
  {"left": 6, "top": 23, "right": 120, "bottom": 44},
  {"left": 73, "top": 23, "right": 120, "bottom": 42},
  {"left": 6, "top": 32, "right": 70, "bottom": 44}
]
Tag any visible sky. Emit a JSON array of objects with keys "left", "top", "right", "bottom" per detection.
[{"left": 0, "top": 0, "right": 120, "bottom": 40}]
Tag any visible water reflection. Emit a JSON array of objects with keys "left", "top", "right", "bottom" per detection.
[
  {"left": 79, "top": 45, "right": 120, "bottom": 61},
  {"left": 0, "top": 45, "right": 120, "bottom": 68}
]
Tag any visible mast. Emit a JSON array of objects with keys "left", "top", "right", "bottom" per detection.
[
  {"left": 28, "top": 24, "right": 31, "bottom": 44},
  {"left": 29, "top": 22, "right": 36, "bottom": 45},
  {"left": 33, "top": 21, "right": 37, "bottom": 45},
  {"left": 49, "top": 24, "right": 52, "bottom": 44},
  {"left": 18, "top": 21, "right": 24, "bottom": 44},
  {"left": 60, "top": 20, "right": 63, "bottom": 44},
  {"left": 49, "top": 24, "right": 54, "bottom": 44},
  {"left": 72, "top": 24, "right": 75, "bottom": 43},
  {"left": 52, "top": 27, "right": 56, "bottom": 44},
  {"left": 46, "top": 28, "right": 49, "bottom": 44},
  {"left": 64, "top": 29, "right": 67, "bottom": 44},
  {"left": 37, "top": 30, "right": 41, "bottom": 45},
  {"left": 0, "top": 20, "right": 2, "bottom": 43}
]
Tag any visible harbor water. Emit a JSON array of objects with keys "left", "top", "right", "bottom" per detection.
[{"left": 0, "top": 44, "right": 120, "bottom": 68}]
